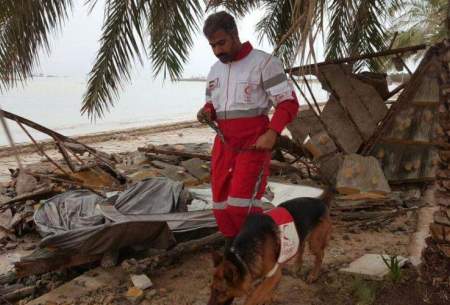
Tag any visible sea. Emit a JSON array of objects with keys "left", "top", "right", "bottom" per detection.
[{"left": 0, "top": 75, "right": 330, "bottom": 147}]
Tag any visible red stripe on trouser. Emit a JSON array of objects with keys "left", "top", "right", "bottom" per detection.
[{"left": 211, "top": 116, "right": 271, "bottom": 237}]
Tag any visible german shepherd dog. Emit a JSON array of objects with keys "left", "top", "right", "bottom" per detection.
[{"left": 207, "top": 192, "right": 332, "bottom": 305}]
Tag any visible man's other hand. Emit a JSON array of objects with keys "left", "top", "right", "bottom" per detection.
[
  {"left": 197, "top": 108, "right": 212, "bottom": 124},
  {"left": 253, "top": 129, "right": 277, "bottom": 151}
]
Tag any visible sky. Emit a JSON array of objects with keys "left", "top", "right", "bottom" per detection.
[
  {"left": 36, "top": 2, "right": 266, "bottom": 78},
  {"left": 35, "top": 1, "right": 324, "bottom": 79}
]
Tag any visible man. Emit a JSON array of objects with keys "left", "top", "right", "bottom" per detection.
[{"left": 197, "top": 11, "right": 299, "bottom": 244}]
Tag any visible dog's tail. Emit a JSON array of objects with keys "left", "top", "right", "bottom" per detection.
[{"left": 318, "top": 187, "right": 334, "bottom": 207}]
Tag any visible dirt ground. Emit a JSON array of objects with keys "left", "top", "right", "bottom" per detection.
[
  {"left": 22, "top": 213, "right": 434, "bottom": 305},
  {"left": 1, "top": 123, "right": 448, "bottom": 305}
]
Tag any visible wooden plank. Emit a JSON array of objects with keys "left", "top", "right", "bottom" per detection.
[
  {"left": 319, "top": 65, "right": 379, "bottom": 140},
  {"left": 320, "top": 97, "right": 364, "bottom": 153},
  {"left": 411, "top": 101, "right": 440, "bottom": 106}
]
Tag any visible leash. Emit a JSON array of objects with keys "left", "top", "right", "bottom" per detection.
[
  {"left": 203, "top": 116, "right": 281, "bottom": 279},
  {"left": 200, "top": 114, "right": 269, "bottom": 215}
]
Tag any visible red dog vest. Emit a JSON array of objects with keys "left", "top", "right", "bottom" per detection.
[{"left": 265, "top": 207, "right": 300, "bottom": 264}]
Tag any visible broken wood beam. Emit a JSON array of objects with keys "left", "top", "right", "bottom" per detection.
[
  {"left": 138, "top": 146, "right": 211, "bottom": 161},
  {"left": 288, "top": 44, "right": 427, "bottom": 75},
  {"left": 127, "top": 232, "right": 223, "bottom": 273},
  {"left": 139, "top": 145, "right": 308, "bottom": 177},
  {"left": 386, "top": 82, "right": 408, "bottom": 100},
  {"left": 1, "top": 110, "right": 114, "bottom": 163},
  {"left": 56, "top": 141, "right": 76, "bottom": 172},
  {"left": 15, "top": 250, "right": 103, "bottom": 278},
  {"left": 16, "top": 121, "right": 71, "bottom": 176},
  {"left": 0, "top": 185, "right": 62, "bottom": 211}
]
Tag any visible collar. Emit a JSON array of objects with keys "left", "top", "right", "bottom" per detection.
[
  {"left": 230, "top": 246, "right": 279, "bottom": 279},
  {"left": 233, "top": 41, "right": 253, "bottom": 61},
  {"left": 265, "top": 263, "right": 279, "bottom": 278}
]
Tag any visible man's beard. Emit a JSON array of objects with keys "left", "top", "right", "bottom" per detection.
[{"left": 217, "top": 53, "right": 233, "bottom": 63}]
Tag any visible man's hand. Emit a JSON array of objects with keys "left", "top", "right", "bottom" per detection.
[
  {"left": 253, "top": 129, "right": 278, "bottom": 151},
  {"left": 197, "top": 107, "right": 212, "bottom": 124}
]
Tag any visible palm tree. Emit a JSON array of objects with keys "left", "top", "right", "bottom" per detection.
[
  {"left": 389, "top": 0, "right": 448, "bottom": 56},
  {"left": 0, "top": 0, "right": 405, "bottom": 119}
]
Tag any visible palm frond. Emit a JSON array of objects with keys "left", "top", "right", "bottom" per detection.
[
  {"left": 206, "top": 0, "right": 261, "bottom": 17},
  {"left": 390, "top": 0, "right": 447, "bottom": 47},
  {"left": 325, "top": 0, "right": 355, "bottom": 61},
  {"left": 148, "top": 0, "right": 203, "bottom": 80},
  {"left": 81, "top": 0, "right": 147, "bottom": 119},
  {"left": 0, "top": 0, "right": 72, "bottom": 89}
]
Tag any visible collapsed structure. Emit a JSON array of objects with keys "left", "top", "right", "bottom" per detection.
[{"left": 1, "top": 41, "right": 450, "bottom": 302}]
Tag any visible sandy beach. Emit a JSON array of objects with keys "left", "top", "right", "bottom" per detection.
[{"left": 0, "top": 121, "right": 215, "bottom": 183}]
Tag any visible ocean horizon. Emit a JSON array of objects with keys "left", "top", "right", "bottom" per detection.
[{"left": 0, "top": 74, "right": 329, "bottom": 147}]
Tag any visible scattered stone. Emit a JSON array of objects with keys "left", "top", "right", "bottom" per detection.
[
  {"left": 181, "top": 158, "right": 210, "bottom": 182},
  {"left": 339, "top": 253, "right": 408, "bottom": 280},
  {"left": 124, "top": 151, "right": 149, "bottom": 167},
  {"left": 5, "top": 242, "right": 17, "bottom": 250},
  {"left": 126, "top": 287, "right": 144, "bottom": 304},
  {"left": 151, "top": 161, "right": 198, "bottom": 186},
  {"left": 15, "top": 172, "right": 38, "bottom": 195},
  {"left": 0, "top": 208, "right": 12, "bottom": 231},
  {"left": 128, "top": 168, "right": 160, "bottom": 182},
  {"left": 145, "top": 289, "right": 157, "bottom": 300},
  {"left": 342, "top": 234, "right": 350, "bottom": 241},
  {"left": 101, "top": 250, "right": 119, "bottom": 268},
  {"left": 130, "top": 274, "right": 153, "bottom": 290}
]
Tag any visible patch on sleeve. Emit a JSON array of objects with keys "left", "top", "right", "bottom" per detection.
[
  {"left": 208, "top": 78, "right": 219, "bottom": 90},
  {"left": 273, "top": 92, "right": 294, "bottom": 104}
]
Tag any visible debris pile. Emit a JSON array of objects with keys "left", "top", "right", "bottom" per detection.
[{"left": 332, "top": 190, "right": 424, "bottom": 230}]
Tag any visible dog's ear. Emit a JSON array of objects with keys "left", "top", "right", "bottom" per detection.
[
  {"left": 211, "top": 251, "right": 223, "bottom": 267},
  {"left": 223, "top": 260, "right": 239, "bottom": 285}
]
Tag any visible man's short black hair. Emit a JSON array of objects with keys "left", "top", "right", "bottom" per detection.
[{"left": 203, "top": 11, "right": 238, "bottom": 38}]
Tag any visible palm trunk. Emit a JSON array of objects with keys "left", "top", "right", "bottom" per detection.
[{"left": 448, "top": 0, "right": 450, "bottom": 37}]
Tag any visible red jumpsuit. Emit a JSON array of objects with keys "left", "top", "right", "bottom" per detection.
[{"left": 203, "top": 42, "right": 299, "bottom": 237}]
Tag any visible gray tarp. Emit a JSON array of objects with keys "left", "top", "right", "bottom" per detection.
[{"left": 34, "top": 178, "right": 215, "bottom": 255}]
